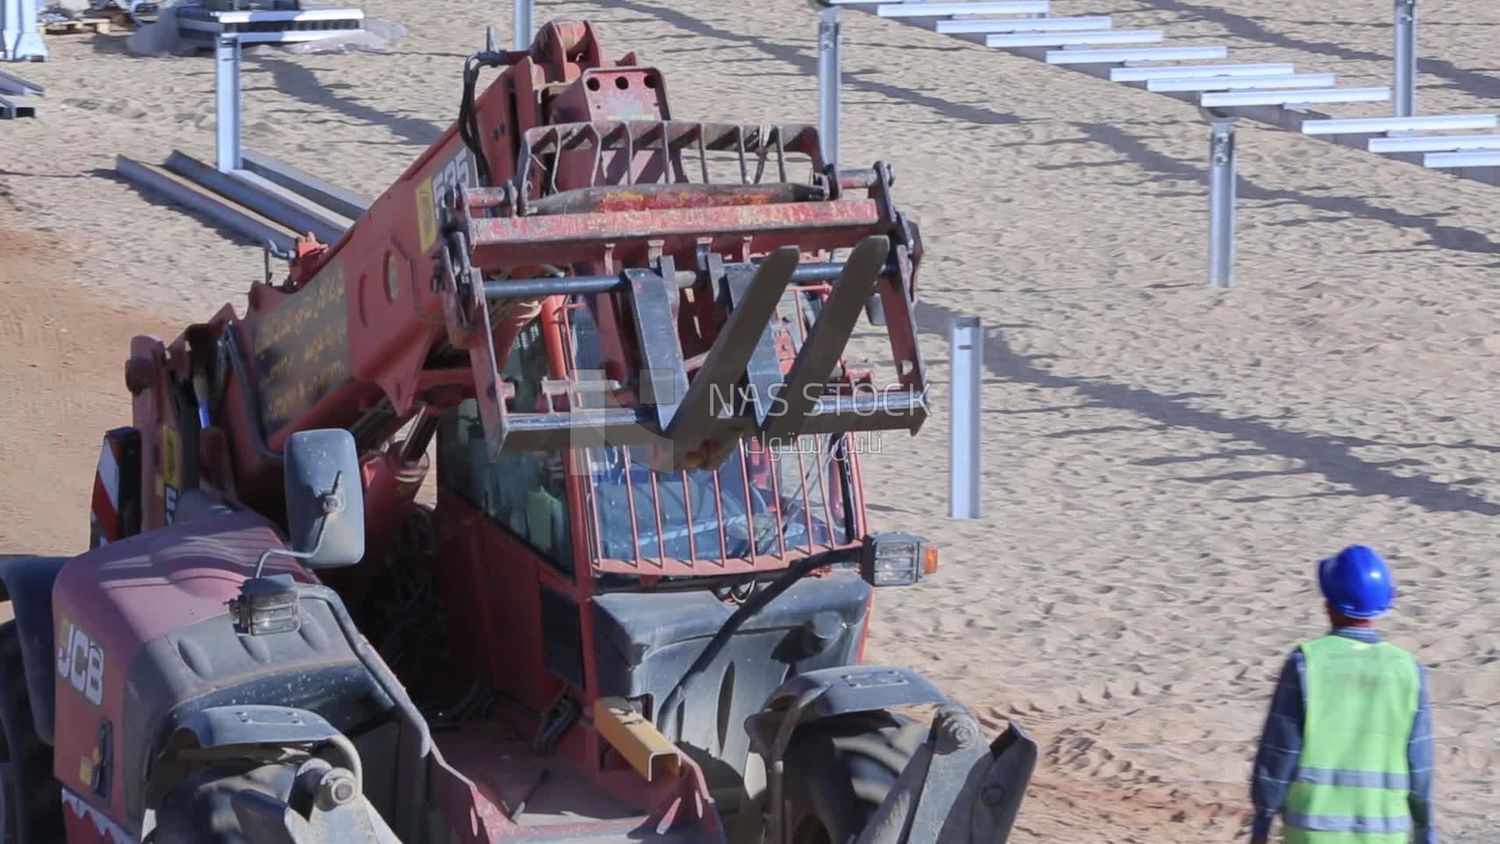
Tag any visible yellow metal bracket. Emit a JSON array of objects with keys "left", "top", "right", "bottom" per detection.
[{"left": 594, "top": 696, "right": 682, "bottom": 783}]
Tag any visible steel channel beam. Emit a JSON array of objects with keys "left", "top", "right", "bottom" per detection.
[
  {"left": 948, "top": 316, "right": 982, "bottom": 520},
  {"left": 230, "top": 169, "right": 356, "bottom": 237},
  {"left": 116, "top": 155, "right": 296, "bottom": 253},
  {"left": 165, "top": 150, "right": 346, "bottom": 245},
  {"left": 181, "top": 7, "right": 366, "bottom": 24},
  {"left": 1301, "top": 113, "right": 1496, "bottom": 135},
  {"left": 1424, "top": 150, "right": 1500, "bottom": 169},
  {"left": 1145, "top": 73, "right": 1335, "bottom": 93},
  {"left": 241, "top": 149, "right": 371, "bottom": 221},
  {"left": 936, "top": 16, "right": 1111, "bottom": 35},
  {"left": 1368, "top": 134, "right": 1500, "bottom": 153},
  {"left": 1200, "top": 87, "right": 1389, "bottom": 108},
  {"left": 1109, "top": 63, "right": 1295, "bottom": 82},
  {"left": 877, "top": 1, "right": 1049, "bottom": 18},
  {"left": 0, "top": 68, "right": 44, "bottom": 96},
  {"left": 987, "top": 30, "right": 1161, "bottom": 49},
  {"left": 1045, "top": 45, "right": 1228, "bottom": 65},
  {"left": 0, "top": 93, "right": 36, "bottom": 119}
]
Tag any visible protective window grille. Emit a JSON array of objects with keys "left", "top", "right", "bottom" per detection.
[
  {"left": 516, "top": 121, "right": 827, "bottom": 197},
  {"left": 557, "top": 297, "right": 859, "bottom": 574}
]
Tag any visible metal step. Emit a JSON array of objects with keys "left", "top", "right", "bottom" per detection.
[
  {"left": 1368, "top": 133, "right": 1500, "bottom": 153},
  {"left": 1301, "top": 114, "right": 1499, "bottom": 136},
  {"left": 876, "top": 1, "right": 1049, "bottom": 18},
  {"left": 1145, "top": 72, "right": 1335, "bottom": 93},
  {"left": 1110, "top": 63, "right": 1295, "bottom": 82},
  {"left": 1200, "top": 87, "right": 1390, "bottom": 108},
  {"left": 1424, "top": 150, "right": 1500, "bottom": 169},
  {"left": 936, "top": 15, "right": 1110, "bottom": 34},
  {"left": 986, "top": 30, "right": 1161, "bottom": 48},
  {"left": 1044, "top": 45, "right": 1228, "bottom": 65}
]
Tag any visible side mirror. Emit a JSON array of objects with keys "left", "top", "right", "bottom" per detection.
[{"left": 282, "top": 429, "right": 365, "bottom": 569}]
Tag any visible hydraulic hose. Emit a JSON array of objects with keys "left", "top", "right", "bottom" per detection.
[
  {"left": 296, "top": 584, "right": 430, "bottom": 842},
  {"left": 655, "top": 550, "right": 843, "bottom": 739}
]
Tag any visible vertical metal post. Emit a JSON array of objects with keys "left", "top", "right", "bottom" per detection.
[
  {"left": 5, "top": 0, "right": 50, "bottom": 61},
  {"left": 817, "top": 6, "right": 841, "bottom": 167},
  {"left": 1206, "top": 116, "right": 1237, "bottom": 289},
  {"left": 513, "top": 0, "right": 533, "bottom": 52},
  {"left": 0, "top": 0, "right": 15, "bottom": 61},
  {"left": 215, "top": 35, "right": 242, "bottom": 173},
  {"left": 1393, "top": 0, "right": 1417, "bottom": 117},
  {"left": 949, "top": 316, "right": 982, "bottom": 520}
]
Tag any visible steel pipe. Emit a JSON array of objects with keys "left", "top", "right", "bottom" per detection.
[
  {"left": 1394, "top": 0, "right": 1417, "bottom": 117},
  {"left": 513, "top": 0, "right": 532, "bottom": 52},
  {"left": 1206, "top": 116, "right": 1237, "bottom": 289}
]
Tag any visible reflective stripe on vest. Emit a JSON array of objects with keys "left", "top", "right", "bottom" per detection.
[
  {"left": 1285, "top": 813, "right": 1412, "bottom": 834},
  {"left": 1283, "top": 635, "right": 1419, "bottom": 843}
]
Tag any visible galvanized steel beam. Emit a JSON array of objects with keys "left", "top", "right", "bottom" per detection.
[
  {"left": 936, "top": 16, "right": 1111, "bottom": 35},
  {"left": 949, "top": 316, "right": 982, "bottom": 520},
  {"left": 986, "top": 29, "right": 1160, "bottom": 49},
  {"left": 116, "top": 155, "right": 297, "bottom": 252},
  {"left": 513, "top": 0, "right": 532, "bottom": 52},
  {"left": 164, "top": 150, "right": 347, "bottom": 245},
  {"left": 1203, "top": 114, "right": 1237, "bottom": 289},
  {"left": 241, "top": 149, "right": 370, "bottom": 221},
  {"left": 1393, "top": 0, "right": 1417, "bottom": 117},
  {"left": 1110, "top": 63, "right": 1295, "bottom": 82},
  {"left": 818, "top": 5, "right": 841, "bottom": 166}
]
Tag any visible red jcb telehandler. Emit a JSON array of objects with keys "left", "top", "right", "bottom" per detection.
[{"left": 0, "top": 20, "right": 1035, "bottom": 843}]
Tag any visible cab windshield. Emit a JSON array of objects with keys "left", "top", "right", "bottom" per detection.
[{"left": 584, "top": 434, "right": 856, "bottom": 564}]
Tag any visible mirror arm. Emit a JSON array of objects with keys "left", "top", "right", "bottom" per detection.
[{"left": 255, "top": 470, "right": 347, "bottom": 579}]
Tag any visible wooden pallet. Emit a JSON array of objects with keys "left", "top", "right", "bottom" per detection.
[{"left": 43, "top": 17, "right": 114, "bottom": 35}]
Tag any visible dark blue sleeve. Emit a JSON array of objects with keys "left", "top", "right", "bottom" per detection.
[
  {"left": 1251, "top": 651, "right": 1304, "bottom": 839},
  {"left": 1408, "top": 659, "right": 1436, "bottom": 844}
]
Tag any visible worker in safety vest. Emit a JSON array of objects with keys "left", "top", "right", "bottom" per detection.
[{"left": 1250, "top": 545, "right": 1435, "bottom": 843}]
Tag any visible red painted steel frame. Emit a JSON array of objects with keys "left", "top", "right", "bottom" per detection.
[{"left": 98, "top": 18, "right": 928, "bottom": 842}]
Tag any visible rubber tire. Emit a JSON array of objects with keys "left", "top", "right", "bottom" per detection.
[
  {"left": 153, "top": 761, "right": 302, "bottom": 844},
  {"left": 779, "top": 711, "right": 927, "bottom": 844},
  {"left": 0, "top": 621, "right": 64, "bottom": 844}
]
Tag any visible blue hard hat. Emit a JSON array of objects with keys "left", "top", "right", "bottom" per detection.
[{"left": 1318, "top": 545, "right": 1394, "bottom": 619}]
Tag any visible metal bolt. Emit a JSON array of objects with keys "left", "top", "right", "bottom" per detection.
[
  {"left": 315, "top": 768, "right": 359, "bottom": 811},
  {"left": 932, "top": 704, "right": 981, "bottom": 753}
]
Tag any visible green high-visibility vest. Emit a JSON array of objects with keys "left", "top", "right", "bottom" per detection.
[{"left": 1283, "top": 635, "right": 1420, "bottom": 844}]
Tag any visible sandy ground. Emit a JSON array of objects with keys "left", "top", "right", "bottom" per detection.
[{"left": 3, "top": 0, "right": 1500, "bottom": 840}]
